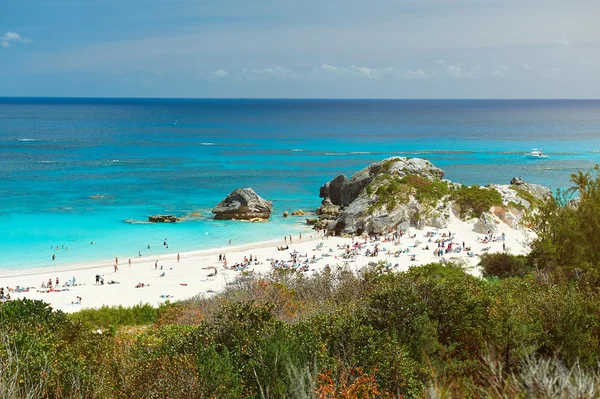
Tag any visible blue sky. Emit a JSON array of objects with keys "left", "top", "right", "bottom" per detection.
[{"left": 1, "top": 0, "right": 600, "bottom": 98}]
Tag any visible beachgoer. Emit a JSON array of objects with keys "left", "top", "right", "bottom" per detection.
[
  {"left": 56, "top": 277, "right": 59, "bottom": 286},
  {"left": 299, "top": 233, "right": 302, "bottom": 240},
  {"left": 95, "top": 274, "right": 100, "bottom": 284},
  {"left": 148, "top": 244, "right": 151, "bottom": 249},
  {"left": 177, "top": 253, "right": 180, "bottom": 262},
  {"left": 128, "top": 258, "right": 131, "bottom": 267},
  {"left": 166, "top": 244, "right": 168, "bottom": 249},
  {"left": 285, "top": 236, "right": 287, "bottom": 243},
  {"left": 90, "top": 241, "right": 94, "bottom": 244},
  {"left": 114, "top": 264, "right": 118, "bottom": 272},
  {"left": 503, "top": 242, "right": 506, "bottom": 251},
  {"left": 229, "top": 239, "right": 232, "bottom": 245},
  {"left": 219, "top": 254, "right": 222, "bottom": 262},
  {"left": 52, "top": 254, "right": 55, "bottom": 261},
  {"left": 289, "top": 235, "right": 292, "bottom": 243},
  {"left": 76, "top": 296, "right": 82, "bottom": 304},
  {"left": 115, "top": 257, "right": 118, "bottom": 265}
]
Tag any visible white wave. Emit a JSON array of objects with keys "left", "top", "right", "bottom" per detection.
[
  {"left": 291, "top": 149, "right": 304, "bottom": 152},
  {"left": 18, "top": 138, "right": 36, "bottom": 142},
  {"left": 351, "top": 151, "right": 372, "bottom": 154},
  {"left": 324, "top": 152, "right": 345, "bottom": 156},
  {"left": 108, "top": 159, "right": 120, "bottom": 162},
  {"left": 40, "top": 160, "right": 57, "bottom": 163},
  {"left": 200, "top": 142, "right": 214, "bottom": 146}
]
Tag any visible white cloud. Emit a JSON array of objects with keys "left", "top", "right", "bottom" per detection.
[
  {"left": 318, "top": 64, "right": 382, "bottom": 79},
  {"left": 436, "top": 60, "right": 470, "bottom": 78},
  {"left": 559, "top": 36, "right": 571, "bottom": 46},
  {"left": 1, "top": 31, "right": 32, "bottom": 48},
  {"left": 522, "top": 62, "right": 532, "bottom": 70},
  {"left": 242, "top": 65, "right": 297, "bottom": 80},
  {"left": 491, "top": 65, "right": 510, "bottom": 78},
  {"left": 200, "top": 69, "right": 230, "bottom": 81}
]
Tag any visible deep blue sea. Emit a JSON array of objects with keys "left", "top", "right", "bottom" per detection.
[{"left": 1, "top": 98, "right": 600, "bottom": 270}]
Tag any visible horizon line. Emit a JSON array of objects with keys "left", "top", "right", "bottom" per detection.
[{"left": 2, "top": 96, "right": 600, "bottom": 101}]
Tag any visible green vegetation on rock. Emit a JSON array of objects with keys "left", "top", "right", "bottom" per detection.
[
  {"left": 513, "top": 186, "right": 542, "bottom": 208},
  {"left": 451, "top": 184, "right": 503, "bottom": 218},
  {"left": 366, "top": 173, "right": 449, "bottom": 213}
]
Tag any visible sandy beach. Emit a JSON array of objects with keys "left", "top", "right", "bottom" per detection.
[{"left": 0, "top": 215, "right": 532, "bottom": 313}]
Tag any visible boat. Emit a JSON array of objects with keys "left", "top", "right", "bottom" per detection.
[{"left": 525, "top": 148, "right": 549, "bottom": 159}]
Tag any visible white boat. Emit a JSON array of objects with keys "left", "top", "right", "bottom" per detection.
[{"left": 525, "top": 148, "right": 549, "bottom": 159}]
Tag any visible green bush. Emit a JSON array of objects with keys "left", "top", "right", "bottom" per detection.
[
  {"left": 479, "top": 253, "right": 533, "bottom": 279},
  {"left": 68, "top": 303, "right": 158, "bottom": 330},
  {"left": 451, "top": 185, "right": 503, "bottom": 218}
]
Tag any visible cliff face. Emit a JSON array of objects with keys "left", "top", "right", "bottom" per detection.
[{"left": 314, "top": 157, "right": 550, "bottom": 235}]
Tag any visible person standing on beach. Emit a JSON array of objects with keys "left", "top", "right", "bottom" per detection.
[
  {"left": 289, "top": 235, "right": 292, "bottom": 243},
  {"left": 177, "top": 253, "right": 180, "bottom": 262},
  {"left": 115, "top": 257, "right": 118, "bottom": 265},
  {"left": 128, "top": 258, "right": 131, "bottom": 267},
  {"left": 114, "top": 264, "right": 118, "bottom": 272},
  {"left": 95, "top": 274, "right": 100, "bottom": 284},
  {"left": 299, "top": 233, "right": 302, "bottom": 241},
  {"left": 285, "top": 236, "right": 287, "bottom": 244},
  {"left": 155, "top": 260, "right": 158, "bottom": 270}
]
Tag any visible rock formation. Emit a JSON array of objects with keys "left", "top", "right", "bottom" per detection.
[
  {"left": 212, "top": 188, "right": 273, "bottom": 221},
  {"left": 291, "top": 209, "right": 306, "bottom": 216},
  {"left": 148, "top": 215, "right": 179, "bottom": 223},
  {"left": 313, "top": 157, "right": 551, "bottom": 235}
]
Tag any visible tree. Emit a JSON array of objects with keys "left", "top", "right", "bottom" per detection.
[{"left": 568, "top": 170, "right": 592, "bottom": 201}]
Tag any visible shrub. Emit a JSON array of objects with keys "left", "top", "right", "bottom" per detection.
[
  {"left": 479, "top": 253, "right": 533, "bottom": 279},
  {"left": 451, "top": 185, "right": 503, "bottom": 218}
]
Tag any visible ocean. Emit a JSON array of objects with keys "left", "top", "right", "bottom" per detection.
[{"left": 1, "top": 98, "right": 599, "bottom": 270}]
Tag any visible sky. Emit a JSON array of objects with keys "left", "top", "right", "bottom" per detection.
[{"left": 1, "top": 0, "right": 600, "bottom": 98}]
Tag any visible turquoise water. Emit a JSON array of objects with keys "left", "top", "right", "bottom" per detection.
[{"left": 1, "top": 98, "right": 600, "bottom": 270}]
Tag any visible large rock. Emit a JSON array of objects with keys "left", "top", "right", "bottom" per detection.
[
  {"left": 319, "top": 157, "right": 444, "bottom": 207},
  {"left": 313, "top": 157, "right": 550, "bottom": 236},
  {"left": 316, "top": 198, "right": 340, "bottom": 217},
  {"left": 212, "top": 188, "right": 273, "bottom": 220},
  {"left": 474, "top": 212, "right": 498, "bottom": 235}
]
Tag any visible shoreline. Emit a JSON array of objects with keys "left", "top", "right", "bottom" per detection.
[
  {"left": 0, "top": 215, "right": 533, "bottom": 313},
  {"left": 0, "top": 235, "right": 314, "bottom": 280}
]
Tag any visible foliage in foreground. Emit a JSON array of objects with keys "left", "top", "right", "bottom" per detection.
[{"left": 2, "top": 260, "right": 600, "bottom": 398}]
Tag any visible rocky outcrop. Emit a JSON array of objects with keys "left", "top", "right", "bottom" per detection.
[
  {"left": 313, "top": 157, "right": 550, "bottom": 236},
  {"left": 149, "top": 215, "right": 179, "bottom": 223},
  {"left": 510, "top": 176, "right": 524, "bottom": 185},
  {"left": 474, "top": 212, "right": 498, "bottom": 235},
  {"left": 319, "top": 157, "right": 444, "bottom": 207},
  {"left": 316, "top": 157, "right": 448, "bottom": 235},
  {"left": 212, "top": 188, "right": 273, "bottom": 221},
  {"left": 291, "top": 209, "right": 306, "bottom": 216},
  {"left": 283, "top": 211, "right": 289, "bottom": 217}
]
